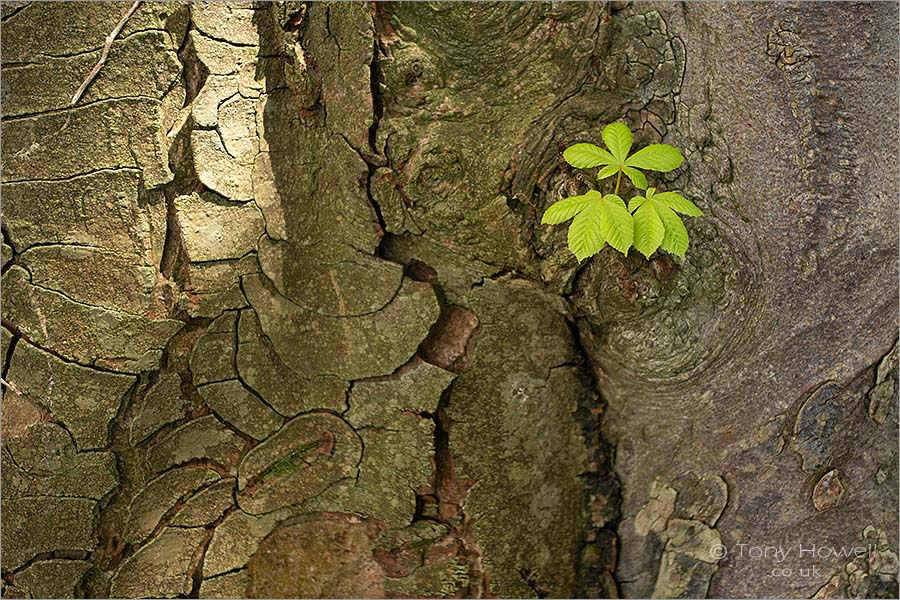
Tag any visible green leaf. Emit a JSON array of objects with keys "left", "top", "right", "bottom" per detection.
[
  {"left": 632, "top": 202, "right": 665, "bottom": 259},
  {"left": 653, "top": 192, "right": 703, "bottom": 216},
  {"left": 597, "top": 194, "right": 634, "bottom": 255},
  {"left": 622, "top": 166, "right": 647, "bottom": 190},
  {"left": 624, "top": 144, "right": 684, "bottom": 172},
  {"left": 567, "top": 200, "right": 605, "bottom": 261},
  {"left": 656, "top": 204, "right": 690, "bottom": 257},
  {"left": 596, "top": 164, "right": 618, "bottom": 180},
  {"left": 541, "top": 191, "right": 598, "bottom": 225},
  {"left": 602, "top": 122, "right": 633, "bottom": 164},
  {"left": 563, "top": 143, "right": 616, "bottom": 168},
  {"left": 628, "top": 195, "right": 647, "bottom": 212}
]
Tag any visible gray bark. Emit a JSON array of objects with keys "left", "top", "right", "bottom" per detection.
[{"left": 1, "top": 2, "right": 896, "bottom": 598}]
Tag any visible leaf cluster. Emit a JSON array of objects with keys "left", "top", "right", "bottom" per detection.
[{"left": 543, "top": 122, "right": 703, "bottom": 261}]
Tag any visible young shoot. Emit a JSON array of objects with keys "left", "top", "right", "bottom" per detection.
[{"left": 543, "top": 122, "right": 703, "bottom": 261}]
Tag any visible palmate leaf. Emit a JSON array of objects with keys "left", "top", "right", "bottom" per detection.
[
  {"left": 656, "top": 204, "right": 690, "bottom": 258},
  {"left": 559, "top": 193, "right": 636, "bottom": 261},
  {"left": 622, "top": 166, "right": 647, "bottom": 190},
  {"left": 632, "top": 202, "right": 665, "bottom": 258},
  {"left": 597, "top": 164, "right": 618, "bottom": 180},
  {"left": 628, "top": 192, "right": 700, "bottom": 259},
  {"left": 602, "top": 122, "right": 633, "bottom": 163},
  {"left": 564, "top": 125, "right": 683, "bottom": 198},
  {"left": 568, "top": 200, "right": 605, "bottom": 261},
  {"left": 628, "top": 195, "right": 647, "bottom": 212},
  {"left": 541, "top": 190, "right": 598, "bottom": 224},
  {"left": 563, "top": 143, "right": 616, "bottom": 169},
  {"left": 596, "top": 194, "right": 633, "bottom": 255},
  {"left": 565, "top": 125, "right": 684, "bottom": 183},
  {"left": 553, "top": 123, "right": 701, "bottom": 261},
  {"left": 652, "top": 191, "right": 703, "bottom": 216},
  {"left": 624, "top": 144, "right": 684, "bottom": 172}
]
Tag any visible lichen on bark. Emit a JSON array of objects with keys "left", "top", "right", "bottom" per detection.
[{"left": 1, "top": 2, "right": 897, "bottom": 599}]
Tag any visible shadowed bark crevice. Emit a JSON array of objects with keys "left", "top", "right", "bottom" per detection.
[{"left": 1, "top": 3, "right": 896, "bottom": 599}]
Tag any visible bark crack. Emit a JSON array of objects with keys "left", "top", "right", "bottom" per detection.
[
  {"left": 3, "top": 94, "right": 162, "bottom": 124},
  {"left": 563, "top": 300, "right": 623, "bottom": 598}
]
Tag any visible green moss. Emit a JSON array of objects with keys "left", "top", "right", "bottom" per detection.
[{"left": 254, "top": 442, "right": 316, "bottom": 483}]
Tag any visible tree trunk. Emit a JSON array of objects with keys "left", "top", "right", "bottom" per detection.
[{"left": 1, "top": 2, "right": 896, "bottom": 598}]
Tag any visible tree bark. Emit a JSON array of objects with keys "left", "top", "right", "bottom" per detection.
[{"left": 1, "top": 2, "right": 896, "bottom": 599}]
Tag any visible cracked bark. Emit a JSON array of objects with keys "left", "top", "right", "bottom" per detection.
[{"left": 1, "top": 2, "right": 897, "bottom": 599}]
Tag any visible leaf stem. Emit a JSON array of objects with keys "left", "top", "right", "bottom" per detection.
[{"left": 614, "top": 167, "right": 623, "bottom": 195}]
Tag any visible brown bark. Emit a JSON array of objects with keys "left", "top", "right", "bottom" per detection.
[{"left": 1, "top": 2, "right": 897, "bottom": 598}]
